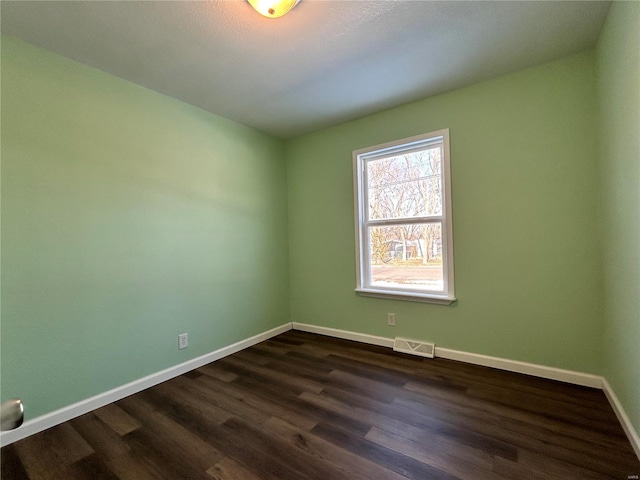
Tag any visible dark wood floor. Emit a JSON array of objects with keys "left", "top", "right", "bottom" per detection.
[{"left": 2, "top": 330, "right": 639, "bottom": 479}]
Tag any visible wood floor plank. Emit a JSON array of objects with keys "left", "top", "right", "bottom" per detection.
[
  {"left": 301, "top": 387, "right": 518, "bottom": 472},
  {"left": 12, "top": 422, "right": 95, "bottom": 479},
  {"left": 411, "top": 359, "right": 615, "bottom": 413},
  {"left": 202, "top": 362, "right": 372, "bottom": 435},
  {"left": 293, "top": 350, "right": 411, "bottom": 386},
  {"left": 62, "top": 454, "right": 120, "bottom": 480},
  {"left": 398, "top": 382, "right": 636, "bottom": 465},
  {"left": 311, "top": 421, "right": 460, "bottom": 480},
  {"left": 268, "top": 336, "right": 304, "bottom": 346},
  {"left": 393, "top": 393, "right": 638, "bottom": 476},
  {"left": 250, "top": 346, "right": 335, "bottom": 374},
  {"left": 492, "top": 449, "right": 618, "bottom": 480},
  {"left": 103, "top": 450, "right": 168, "bottom": 480},
  {"left": 70, "top": 413, "right": 131, "bottom": 460},
  {"left": 329, "top": 388, "right": 519, "bottom": 462},
  {"left": 93, "top": 403, "right": 142, "bottom": 436},
  {"left": 122, "top": 429, "right": 213, "bottom": 479},
  {"left": 159, "top": 404, "right": 317, "bottom": 480},
  {"left": 219, "top": 416, "right": 365, "bottom": 480},
  {"left": 206, "top": 456, "right": 264, "bottom": 480},
  {"left": 222, "top": 354, "right": 325, "bottom": 394},
  {"left": 246, "top": 347, "right": 335, "bottom": 387},
  {"left": 365, "top": 426, "right": 511, "bottom": 480},
  {"left": 197, "top": 363, "right": 239, "bottom": 382},
  {"left": 232, "top": 348, "right": 274, "bottom": 366},
  {"left": 0, "top": 444, "right": 29, "bottom": 479},
  {"left": 251, "top": 340, "right": 293, "bottom": 356},
  {"left": 212, "top": 357, "right": 308, "bottom": 398},
  {"left": 402, "top": 379, "right": 631, "bottom": 450},
  {"left": 153, "top": 378, "right": 236, "bottom": 425},
  {"left": 465, "top": 383, "right": 625, "bottom": 437},
  {"left": 324, "top": 368, "right": 401, "bottom": 404},
  {"left": 189, "top": 370, "right": 319, "bottom": 431},
  {"left": 116, "top": 394, "right": 226, "bottom": 472},
  {"left": 11, "top": 439, "right": 68, "bottom": 480},
  {"left": 264, "top": 416, "right": 410, "bottom": 480},
  {"left": 2, "top": 330, "right": 638, "bottom": 480}
]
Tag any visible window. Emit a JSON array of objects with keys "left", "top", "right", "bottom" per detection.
[{"left": 353, "top": 129, "right": 455, "bottom": 304}]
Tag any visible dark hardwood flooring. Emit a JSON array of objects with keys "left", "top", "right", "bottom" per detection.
[{"left": 2, "top": 330, "right": 639, "bottom": 479}]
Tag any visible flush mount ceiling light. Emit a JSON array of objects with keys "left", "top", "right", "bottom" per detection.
[{"left": 248, "top": 0, "right": 300, "bottom": 18}]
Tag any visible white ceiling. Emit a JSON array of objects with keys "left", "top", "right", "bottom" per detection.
[{"left": 2, "top": 0, "right": 611, "bottom": 139}]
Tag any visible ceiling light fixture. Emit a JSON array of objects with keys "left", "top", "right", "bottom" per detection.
[{"left": 248, "top": 0, "right": 300, "bottom": 18}]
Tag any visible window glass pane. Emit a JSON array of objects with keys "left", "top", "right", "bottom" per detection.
[
  {"left": 367, "top": 146, "right": 442, "bottom": 220},
  {"left": 368, "top": 223, "right": 443, "bottom": 291}
]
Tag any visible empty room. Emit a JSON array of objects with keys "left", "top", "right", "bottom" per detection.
[{"left": 1, "top": 0, "right": 639, "bottom": 478}]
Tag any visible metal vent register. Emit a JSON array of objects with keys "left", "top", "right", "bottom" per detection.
[{"left": 393, "top": 338, "right": 435, "bottom": 358}]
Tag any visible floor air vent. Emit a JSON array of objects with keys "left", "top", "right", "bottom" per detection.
[{"left": 393, "top": 338, "right": 435, "bottom": 358}]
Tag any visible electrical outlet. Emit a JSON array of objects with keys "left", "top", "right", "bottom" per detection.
[
  {"left": 387, "top": 313, "right": 396, "bottom": 326},
  {"left": 178, "top": 333, "right": 188, "bottom": 350}
]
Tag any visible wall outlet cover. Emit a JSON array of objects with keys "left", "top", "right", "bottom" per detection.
[{"left": 387, "top": 313, "right": 396, "bottom": 326}]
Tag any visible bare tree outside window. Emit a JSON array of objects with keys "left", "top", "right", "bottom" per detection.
[
  {"left": 367, "top": 148, "right": 443, "bottom": 288},
  {"left": 354, "top": 130, "right": 455, "bottom": 303}
]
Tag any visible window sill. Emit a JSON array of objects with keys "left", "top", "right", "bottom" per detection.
[{"left": 355, "top": 288, "right": 456, "bottom": 305}]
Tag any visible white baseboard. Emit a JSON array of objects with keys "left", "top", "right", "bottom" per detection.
[
  {"left": 434, "top": 347, "right": 603, "bottom": 388},
  {"left": 0, "top": 322, "right": 292, "bottom": 447},
  {"left": 292, "top": 322, "right": 394, "bottom": 348},
  {"left": 602, "top": 378, "right": 640, "bottom": 459}
]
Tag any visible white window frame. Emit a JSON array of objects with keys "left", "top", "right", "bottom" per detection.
[{"left": 353, "top": 129, "right": 455, "bottom": 304}]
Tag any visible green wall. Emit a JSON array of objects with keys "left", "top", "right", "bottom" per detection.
[
  {"left": 286, "top": 51, "right": 603, "bottom": 374},
  {"left": 1, "top": 36, "right": 289, "bottom": 420},
  {"left": 597, "top": 1, "right": 640, "bottom": 435}
]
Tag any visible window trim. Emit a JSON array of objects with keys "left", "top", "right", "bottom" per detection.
[{"left": 353, "top": 129, "right": 456, "bottom": 304}]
